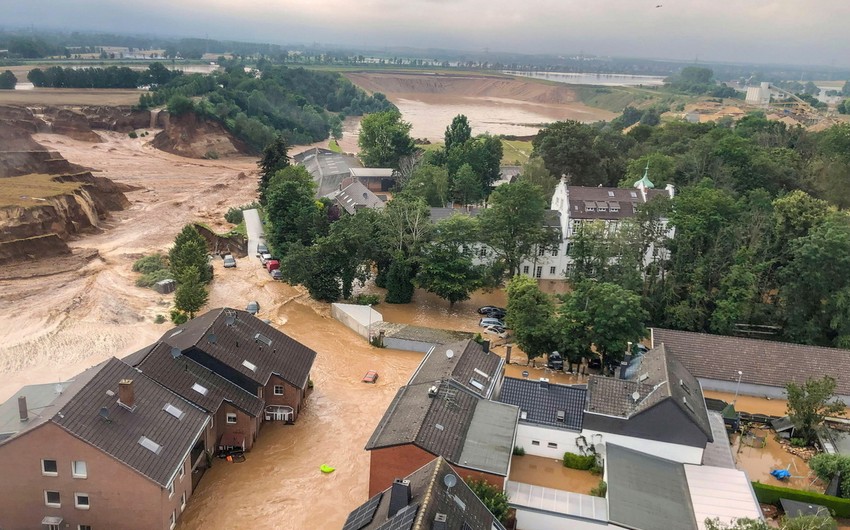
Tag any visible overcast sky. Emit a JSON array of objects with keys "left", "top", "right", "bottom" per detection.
[{"left": 6, "top": 0, "right": 850, "bottom": 67}]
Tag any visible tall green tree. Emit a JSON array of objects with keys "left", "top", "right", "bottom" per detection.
[
  {"left": 452, "top": 163, "right": 484, "bottom": 206},
  {"left": 786, "top": 376, "right": 846, "bottom": 445},
  {"left": 533, "top": 120, "right": 607, "bottom": 186},
  {"left": 417, "top": 215, "right": 484, "bottom": 306},
  {"left": 257, "top": 135, "right": 290, "bottom": 204},
  {"left": 385, "top": 255, "right": 416, "bottom": 304},
  {"left": 478, "top": 180, "right": 559, "bottom": 278},
  {"left": 402, "top": 164, "right": 450, "bottom": 207},
  {"left": 506, "top": 276, "right": 557, "bottom": 363},
  {"left": 169, "top": 224, "right": 212, "bottom": 285},
  {"left": 444, "top": 114, "right": 472, "bottom": 153},
  {"left": 465, "top": 478, "right": 511, "bottom": 526},
  {"left": 265, "top": 166, "right": 325, "bottom": 253},
  {"left": 174, "top": 266, "right": 208, "bottom": 318},
  {"left": 358, "top": 109, "right": 415, "bottom": 169},
  {"left": 518, "top": 157, "right": 557, "bottom": 199}
]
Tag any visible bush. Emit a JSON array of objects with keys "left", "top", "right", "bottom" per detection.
[
  {"left": 170, "top": 309, "right": 189, "bottom": 325},
  {"left": 167, "top": 94, "right": 195, "bottom": 116},
  {"left": 513, "top": 446, "right": 525, "bottom": 456},
  {"left": 133, "top": 253, "right": 167, "bottom": 274},
  {"left": 790, "top": 437, "right": 807, "bottom": 447},
  {"left": 128, "top": 131, "right": 138, "bottom": 139},
  {"left": 352, "top": 293, "right": 380, "bottom": 306},
  {"left": 204, "top": 150, "right": 219, "bottom": 160},
  {"left": 752, "top": 481, "right": 850, "bottom": 517},
  {"left": 154, "top": 314, "right": 166, "bottom": 324},
  {"left": 590, "top": 480, "right": 607, "bottom": 497},
  {"left": 563, "top": 452, "right": 597, "bottom": 470},
  {"left": 135, "top": 269, "right": 173, "bottom": 288},
  {"left": 224, "top": 202, "right": 260, "bottom": 224}
]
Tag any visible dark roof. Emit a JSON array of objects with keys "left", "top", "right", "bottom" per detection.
[
  {"left": 585, "top": 344, "right": 713, "bottom": 441},
  {"left": 606, "top": 444, "right": 697, "bottom": 530},
  {"left": 130, "top": 342, "right": 264, "bottom": 417},
  {"left": 409, "top": 341, "right": 504, "bottom": 398},
  {"left": 780, "top": 498, "right": 830, "bottom": 518},
  {"left": 567, "top": 186, "right": 669, "bottom": 220},
  {"left": 295, "top": 147, "right": 363, "bottom": 197},
  {"left": 365, "top": 380, "right": 517, "bottom": 475},
  {"left": 344, "top": 456, "right": 505, "bottom": 530},
  {"left": 498, "top": 377, "right": 585, "bottom": 431},
  {"left": 428, "top": 207, "right": 480, "bottom": 223},
  {"left": 160, "top": 308, "right": 317, "bottom": 389},
  {"left": 52, "top": 358, "right": 208, "bottom": 488},
  {"left": 326, "top": 178, "right": 385, "bottom": 214},
  {"left": 651, "top": 327, "right": 850, "bottom": 397}
]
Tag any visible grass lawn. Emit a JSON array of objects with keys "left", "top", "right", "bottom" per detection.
[
  {"left": 416, "top": 138, "right": 533, "bottom": 166},
  {"left": 0, "top": 174, "right": 84, "bottom": 208},
  {"left": 328, "top": 139, "right": 342, "bottom": 153}
]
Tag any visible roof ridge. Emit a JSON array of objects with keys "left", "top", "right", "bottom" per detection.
[{"left": 412, "top": 457, "right": 443, "bottom": 530}]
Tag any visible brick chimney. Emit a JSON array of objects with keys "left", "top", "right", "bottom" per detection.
[
  {"left": 18, "top": 396, "right": 28, "bottom": 422},
  {"left": 388, "top": 479, "right": 411, "bottom": 518},
  {"left": 118, "top": 379, "right": 136, "bottom": 410}
]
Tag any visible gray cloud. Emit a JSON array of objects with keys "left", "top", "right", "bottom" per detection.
[{"left": 5, "top": 0, "right": 849, "bottom": 66}]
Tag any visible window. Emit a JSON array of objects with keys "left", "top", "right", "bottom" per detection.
[
  {"left": 479, "top": 248, "right": 487, "bottom": 258},
  {"left": 45, "top": 490, "right": 61, "bottom": 507},
  {"left": 226, "top": 413, "right": 237, "bottom": 424},
  {"left": 163, "top": 403, "right": 185, "bottom": 420},
  {"left": 242, "top": 359, "right": 258, "bottom": 372},
  {"left": 538, "top": 247, "right": 545, "bottom": 256},
  {"left": 531, "top": 440, "right": 540, "bottom": 446},
  {"left": 179, "top": 461, "right": 185, "bottom": 480},
  {"left": 535, "top": 266, "right": 542, "bottom": 278},
  {"left": 42, "top": 459, "right": 58, "bottom": 476},
  {"left": 168, "top": 481, "right": 174, "bottom": 498},
  {"left": 273, "top": 385, "right": 284, "bottom": 396},
  {"left": 47, "top": 525, "right": 60, "bottom": 530},
  {"left": 170, "top": 510, "right": 177, "bottom": 530},
  {"left": 138, "top": 436, "right": 162, "bottom": 455},
  {"left": 608, "top": 191, "right": 615, "bottom": 197},
  {"left": 547, "top": 442, "right": 558, "bottom": 449},
  {"left": 181, "top": 492, "right": 187, "bottom": 511},
  {"left": 565, "top": 242, "right": 573, "bottom": 255},
  {"left": 522, "top": 266, "right": 529, "bottom": 275},
  {"left": 75, "top": 492, "right": 90, "bottom": 510},
  {"left": 191, "top": 382, "right": 208, "bottom": 396},
  {"left": 72, "top": 460, "right": 87, "bottom": 478},
  {"left": 549, "top": 266, "right": 556, "bottom": 275},
  {"left": 551, "top": 248, "right": 558, "bottom": 257},
  {"left": 79, "top": 526, "right": 93, "bottom": 530}
]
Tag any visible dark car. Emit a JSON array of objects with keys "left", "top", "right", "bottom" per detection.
[
  {"left": 256, "top": 242, "right": 269, "bottom": 257},
  {"left": 246, "top": 301, "right": 260, "bottom": 315},
  {"left": 547, "top": 351, "right": 564, "bottom": 371},
  {"left": 478, "top": 306, "right": 506, "bottom": 315}
]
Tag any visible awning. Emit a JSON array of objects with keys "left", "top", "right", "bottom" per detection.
[
  {"left": 218, "top": 432, "right": 245, "bottom": 449},
  {"left": 42, "top": 516, "right": 64, "bottom": 525}
]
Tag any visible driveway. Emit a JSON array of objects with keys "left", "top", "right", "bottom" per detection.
[{"left": 243, "top": 208, "right": 263, "bottom": 262}]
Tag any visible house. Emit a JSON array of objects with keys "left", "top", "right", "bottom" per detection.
[
  {"left": 0, "top": 358, "right": 209, "bottom": 530},
  {"left": 125, "top": 341, "right": 265, "bottom": 452},
  {"left": 650, "top": 327, "right": 850, "bottom": 404},
  {"left": 349, "top": 167, "right": 397, "bottom": 193},
  {"left": 324, "top": 176, "right": 385, "bottom": 215},
  {"left": 154, "top": 308, "right": 316, "bottom": 425},
  {"left": 365, "top": 340, "right": 518, "bottom": 496},
  {"left": 294, "top": 147, "right": 363, "bottom": 197},
  {"left": 343, "top": 456, "right": 506, "bottom": 530}
]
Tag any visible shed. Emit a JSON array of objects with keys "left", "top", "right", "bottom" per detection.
[
  {"left": 154, "top": 279, "right": 176, "bottom": 294},
  {"left": 780, "top": 498, "right": 831, "bottom": 519}
]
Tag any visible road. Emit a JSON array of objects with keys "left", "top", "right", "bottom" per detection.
[{"left": 243, "top": 208, "right": 263, "bottom": 263}]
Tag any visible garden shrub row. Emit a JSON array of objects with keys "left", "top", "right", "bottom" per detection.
[{"left": 751, "top": 481, "right": 850, "bottom": 518}]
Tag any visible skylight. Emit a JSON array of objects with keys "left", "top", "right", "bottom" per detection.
[
  {"left": 473, "top": 368, "right": 490, "bottom": 379},
  {"left": 191, "top": 383, "right": 208, "bottom": 396},
  {"left": 242, "top": 360, "right": 258, "bottom": 372},
  {"left": 608, "top": 191, "right": 615, "bottom": 197},
  {"left": 163, "top": 403, "right": 185, "bottom": 420},
  {"left": 138, "top": 436, "right": 162, "bottom": 455},
  {"left": 469, "top": 378, "right": 485, "bottom": 391},
  {"left": 254, "top": 333, "right": 272, "bottom": 347}
]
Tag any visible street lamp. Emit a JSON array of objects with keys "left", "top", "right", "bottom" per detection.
[{"left": 733, "top": 370, "right": 743, "bottom": 405}]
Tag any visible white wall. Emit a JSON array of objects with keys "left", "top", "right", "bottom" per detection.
[
  {"left": 513, "top": 508, "right": 611, "bottom": 530},
  {"left": 515, "top": 423, "right": 704, "bottom": 464}
]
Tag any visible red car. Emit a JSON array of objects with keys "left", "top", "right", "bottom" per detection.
[
  {"left": 266, "top": 259, "right": 280, "bottom": 273},
  {"left": 362, "top": 370, "right": 378, "bottom": 384}
]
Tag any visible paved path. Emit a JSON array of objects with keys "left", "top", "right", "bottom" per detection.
[{"left": 243, "top": 209, "right": 263, "bottom": 262}]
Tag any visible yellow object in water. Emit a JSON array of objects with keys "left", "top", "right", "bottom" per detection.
[{"left": 320, "top": 464, "right": 335, "bottom": 473}]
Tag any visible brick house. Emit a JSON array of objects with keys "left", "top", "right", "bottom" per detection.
[
  {"left": 0, "top": 358, "right": 209, "bottom": 530},
  {"left": 365, "top": 340, "right": 518, "bottom": 496}
]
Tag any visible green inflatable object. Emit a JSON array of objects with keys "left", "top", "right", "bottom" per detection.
[{"left": 320, "top": 464, "right": 335, "bottom": 473}]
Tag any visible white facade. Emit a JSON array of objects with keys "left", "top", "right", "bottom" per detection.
[{"left": 516, "top": 422, "right": 704, "bottom": 465}]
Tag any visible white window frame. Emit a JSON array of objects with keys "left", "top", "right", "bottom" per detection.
[
  {"left": 179, "top": 461, "right": 185, "bottom": 480},
  {"left": 168, "top": 481, "right": 174, "bottom": 498},
  {"left": 522, "top": 265, "right": 529, "bottom": 275},
  {"left": 42, "top": 459, "right": 58, "bottom": 476},
  {"left": 170, "top": 510, "right": 177, "bottom": 530},
  {"left": 44, "top": 489, "right": 61, "bottom": 507},
  {"left": 273, "top": 385, "right": 284, "bottom": 396},
  {"left": 75, "top": 492, "right": 90, "bottom": 510},
  {"left": 72, "top": 460, "right": 87, "bottom": 479},
  {"left": 226, "top": 412, "right": 237, "bottom": 424},
  {"left": 535, "top": 266, "right": 543, "bottom": 278},
  {"left": 549, "top": 266, "right": 556, "bottom": 275},
  {"left": 181, "top": 491, "right": 187, "bottom": 512}
]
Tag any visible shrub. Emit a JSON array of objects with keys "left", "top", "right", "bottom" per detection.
[
  {"left": 513, "top": 446, "right": 525, "bottom": 456},
  {"left": 590, "top": 480, "right": 607, "bottom": 497},
  {"left": 752, "top": 481, "right": 850, "bottom": 517},
  {"left": 167, "top": 94, "right": 195, "bottom": 116},
  {"left": 170, "top": 309, "right": 189, "bottom": 325},
  {"left": 224, "top": 202, "right": 260, "bottom": 224},
  {"left": 465, "top": 478, "right": 510, "bottom": 525},
  {"left": 133, "top": 253, "right": 167, "bottom": 274},
  {"left": 204, "top": 150, "right": 219, "bottom": 160},
  {"left": 128, "top": 131, "right": 138, "bottom": 139},
  {"left": 563, "top": 452, "right": 597, "bottom": 470},
  {"left": 352, "top": 293, "right": 380, "bottom": 306},
  {"left": 154, "top": 314, "right": 166, "bottom": 324},
  {"left": 790, "top": 437, "right": 807, "bottom": 447},
  {"left": 135, "top": 268, "right": 173, "bottom": 288},
  {"left": 809, "top": 453, "right": 850, "bottom": 497}
]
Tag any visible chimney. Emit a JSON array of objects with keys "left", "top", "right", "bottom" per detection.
[
  {"left": 388, "top": 479, "right": 411, "bottom": 518},
  {"left": 539, "top": 378, "right": 549, "bottom": 390},
  {"left": 432, "top": 513, "right": 448, "bottom": 530},
  {"left": 619, "top": 353, "right": 632, "bottom": 380},
  {"left": 505, "top": 345, "right": 512, "bottom": 365},
  {"left": 18, "top": 396, "right": 28, "bottom": 422},
  {"left": 118, "top": 379, "right": 136, "bottom": 410},
  {"left": 481, "top": 340, "right": 490, "bottom": 353}
]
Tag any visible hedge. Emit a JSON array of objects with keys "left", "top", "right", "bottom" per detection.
[
  {"left": 751, "top": 481, "right": 850, "bottom": 518},
  {"left": 563, "top": 452, "right": 596, "bottom": 470}
]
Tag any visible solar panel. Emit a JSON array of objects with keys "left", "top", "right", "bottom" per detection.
[
  {"left": 376, "top": 504, "right": 418, "bottom": 530},
  {"left": 342, "top": 492, "right": 383, "bottom": 530}
]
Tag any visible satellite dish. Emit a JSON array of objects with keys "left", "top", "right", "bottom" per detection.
[
  {"left": 631, "top": 391, "right": 641, "bottom": 402},
  {"left": 207, "top": 333, "right": 217, "bottom": 344},
  {"left": 446, "top": 349, "right": 454, "bottom": 359},
  {"left": 170, "top": 347, "right": 182, "bottom": 359},
  {"left": 443, "top": 473, "right": 457, "bottom": 489},
  {"left": 225, "top": 314, "right": 237, "bottom": 326}
]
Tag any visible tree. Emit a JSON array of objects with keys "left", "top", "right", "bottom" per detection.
[
  {"left": 174, "top": 266, "right": 208, "bottom": 318},
  {"left": 403, "top": 164, "right": 449, "bottom": 207},
  {"left": 257, "top": 136, "right": 291, "bottom": 204},
  {"left": 786, "top": 376, "right": 846, "bottom": 445},
  {"left": 809, "top": 453, "right": 850, "bottom": 498},
  {"left": 444, "top": 114, "right": 472, "bottom": 153},
  {"left": 385, "top": 255, "right": 416, "bottom": 304},
  {"left": 506, "top": 276, "right": 557, "bottom": 363},
  {"left": 167, "top": 94, "right": 194, "bottom": 116},
  {"left": 705, "top": 516, "right": 836, "bottom": 530},
  {"left": 417, "top": 215, "right": 484, "bottom": 306},
  {"left": 0, "top": 70, "right": 17, "bottom": 90},
  {"left": 465, "top": 478, "right": 510, "bottom": 526},
  {"left": 452, "top": 163, "right": 483, "bottom": 206},
  {"left": 478, "top": 180, "right": 559, "bottom": 278},
  {"left": 265, "top": 166, "right": 324, "bottom": 253},
  {"left": 532, "top": 120, "right": 606, "bottom": 185},
  {"left": 358, "top": 109, "right": 415, "bottom": 169},
  {"left": 169, "top": 224, "right": 212, "bottom": 285},
  {"left": 518, "top": 157, "right": 557, "bottom": 199}
]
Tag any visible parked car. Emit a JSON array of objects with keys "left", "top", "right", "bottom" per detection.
[
  {"left": 362, "top": 370, "right": 379, "bottom": 384},
  {"left": 223, "top": 254, "right": 237, "bottom": 268},
  {"left": 483, "top": 325, "right": 508, "bottom": 338},
  {"left": 477, "top": 306, "right": 506, "bottom": 315},
  {"left": 479, "top": 317, "right": 506, "bottom": 328},
  {"left": 547, "top": 351, "right": 564, "bottom": 371},
  {"left": 270, "top": 269, "right": 283, "bottom": 280},
  {"left": 266, "top": 259, "right": 280, "bottom": 273},
  {"left": 256, "top": 242, "right": 269, "bottom": 257},
  {"left": 260, "top": 252, "right": 273, "bottom": 265},
  {"left": 246, "top": 301, "right": 260, "bottom": 315}
]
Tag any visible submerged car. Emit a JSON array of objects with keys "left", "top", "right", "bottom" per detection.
[
  {"left": 483, "top": 325, "right": 508, "bottom": 338},
  {"left": 362, "top": 370, "right": 379, "bottom": 384},
  {"left": 479, "top": 317, "right": 506, "bottom": 328},
  {"left": 223, "top": 254, "right": 237, "bottom": 268}
]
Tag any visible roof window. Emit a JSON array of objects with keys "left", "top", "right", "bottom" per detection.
[
  {"left": 191, "top": 383, "right": 208, "bottom": 396},
  {"left": 254, "top": 333, "right": 272, "bottom": 347},
  {"left": 242, "top": 360, "right": 258, "bottom": 372},
  {"left": 163, "top": 403, "right": 185, "bottom": 420},
  {"left": 138, "top": 436, "right": 162, "bottom": 455}
]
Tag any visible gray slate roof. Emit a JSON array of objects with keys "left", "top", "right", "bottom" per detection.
[
  {"left": 567, "top": 186, "right": 670, "bottom": 220},
  {"left": 344, "top": 456, "right": 504, "bottom": 530},
  {"left": 52, "top": 358, "right": 208, "bottom": 488},
  {"left": 586, "top": 344, "right": 713, "bottom": 441},
  {"left": 409, "top": 341, "right": 504, "bottom": 398},
  {"left": 606, "top": 443, "right": 697, "bottom": 530},
  {"left": 651, "top": 327, "right": 850, "bottom": 397},
  {"left": 498, "top": 377, "right": 585, "bottom": 431},
  {"left": 0, "top": 380, "right": 80, "bottom": 444},
  {"left": 325, "top": 178, "right": 385, "bottom": 214},
  {"left": 129, "top": 341, "right": 264, "bottom": 417},
  {"left": 160, "top": 308, "right": 316, "bottom": 390},
  {"left": 295, "top": 147, "right": 363, "bottom": 197}
]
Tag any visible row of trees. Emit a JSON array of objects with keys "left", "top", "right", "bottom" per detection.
[{"left": 27, "top": 63, "right": 180, "bottom": 89}]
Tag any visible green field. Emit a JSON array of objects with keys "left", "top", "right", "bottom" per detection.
[{"left": 414, "top": 138, "right": 533, "bottom": 167}]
